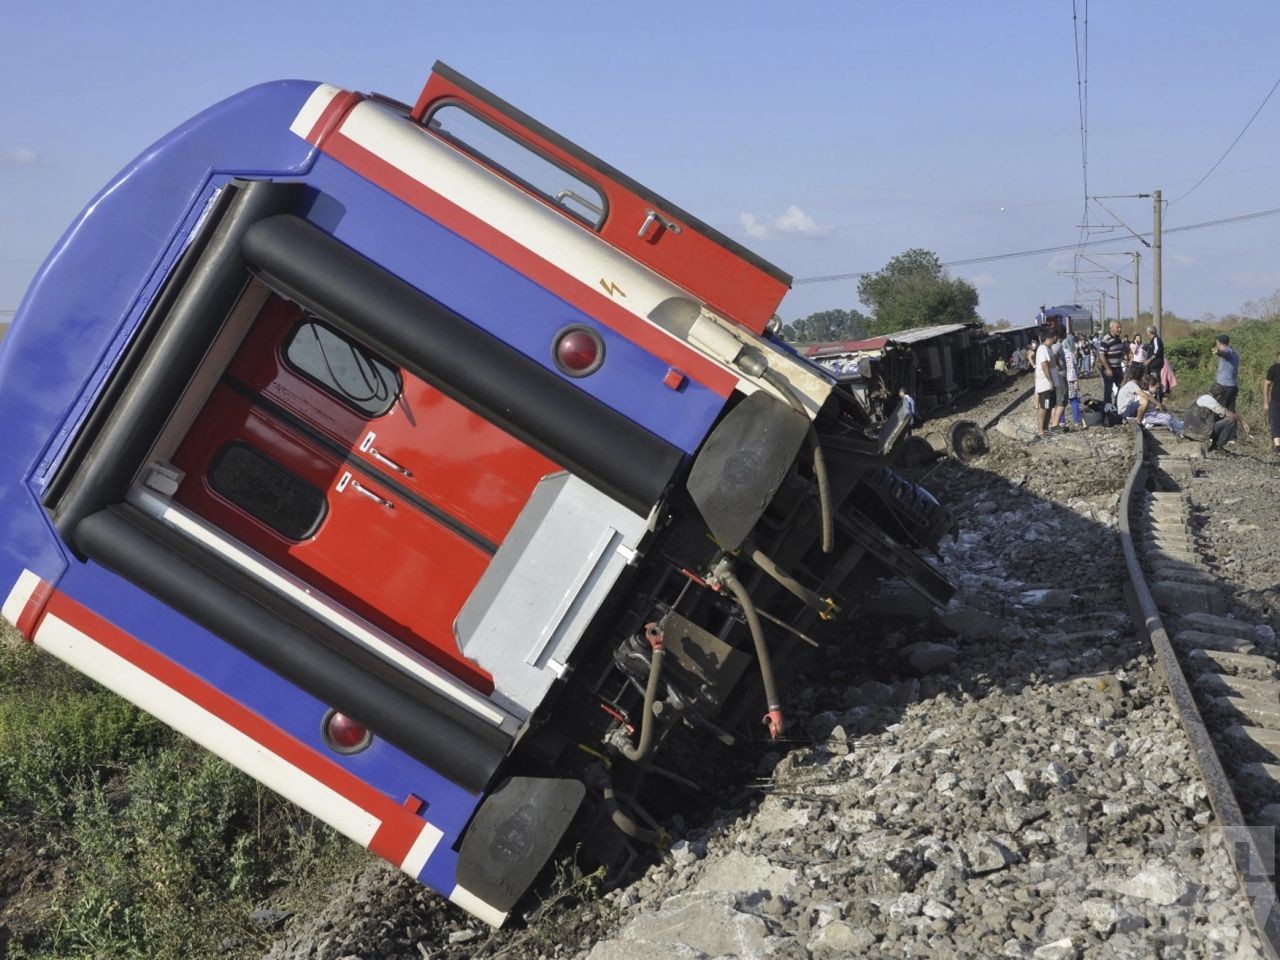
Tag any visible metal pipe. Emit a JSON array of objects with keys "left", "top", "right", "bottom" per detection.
[{"left": 749, "top": 548, "right": 837, "bottom": 621}]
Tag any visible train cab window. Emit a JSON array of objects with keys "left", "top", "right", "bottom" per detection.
[
  {"left": 427, "top": 103, "right": 606, "bottom": 228},
  {"left": 208, "top": 443, "right": 327, "bottom": 541},
  {"left": 284, "top": 319, "right": 402, "bottom": 418}
]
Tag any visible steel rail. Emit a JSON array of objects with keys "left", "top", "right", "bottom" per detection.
[{"left": 1118, "top": 422, "right": 1280, "bottom": 957}]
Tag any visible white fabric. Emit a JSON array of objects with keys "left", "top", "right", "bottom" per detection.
[
  {"left": 1034, "top": 344, "right": 1053, "bottom": 392},
  {"left": 1196, "top": 393, "right": 1229, "bottom": 417},
  {"left": 1116, "top": 380, "right": 1141, "bottom": 412}
]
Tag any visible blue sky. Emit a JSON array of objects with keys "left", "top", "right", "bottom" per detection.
[{"left": 3, "top": 1, "right": 1279, "bottom": 328}]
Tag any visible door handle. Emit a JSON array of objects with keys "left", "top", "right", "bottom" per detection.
[
  {"left": 637, "top": 210, "right": 682, "bottom": 242},
  {"left": 337, "top": 471, "right": 395, "bottom": 510},
  {"left": 360, "top": 432, "right": 413, "bottom": 477}
]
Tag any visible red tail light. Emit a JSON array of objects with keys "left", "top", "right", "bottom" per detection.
[
  {"left": 553, "top": 326, "right": 604, "bottom": 376},
  {"left": 322, "top": 709, "right": 372, "bottom": 754}
]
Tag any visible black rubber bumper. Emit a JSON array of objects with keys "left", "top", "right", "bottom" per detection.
[
  {"left": 75, "top": 504, "right": 509, "bottom": 794},
  {"left": 241, "top": 213, "right": 681, "bottom": 516}
]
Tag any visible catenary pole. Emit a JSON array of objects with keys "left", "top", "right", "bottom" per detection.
[
  {"left": 1116, "top": 274, "right": 1123, "bottom": 332},
  {"left": 1132, "top": 251, "right": 1141, "bottom": 333},
  {"left": 1152, "top": 190, "right": 1163, "bottom": 338}
]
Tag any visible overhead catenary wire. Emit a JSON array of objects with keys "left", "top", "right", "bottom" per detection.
[
  {"left": 791, "top": 205, "right": 1280, "bottom": 285},
  {"left": 1168, "top": 72, "right": 1280, "bottom": 206},
  {"left": 1071, "top": 0, "right": 1090, "bottom": 282}
]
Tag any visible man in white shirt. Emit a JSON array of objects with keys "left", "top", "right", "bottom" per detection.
[{"left": 1034, "top": 331, "right": 1056, "bottom": 436}]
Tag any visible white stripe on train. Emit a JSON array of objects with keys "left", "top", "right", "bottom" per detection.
[
  {"left": 323, "top": 98, "right": 832, "bottom": 414},
  {"left": 1, "top": 568, "right": 40, "bottom": 629},
  {"left": 289, "top": 83, "right": 343, "bottom": 140}
]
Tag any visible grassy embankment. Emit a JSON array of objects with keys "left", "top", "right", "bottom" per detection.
[
  {"left": 1160, "top": 316, "right": 1280, "bottom": 437},
  {"left": 0, "top": 627, "right": 364, "bottom": 959}
]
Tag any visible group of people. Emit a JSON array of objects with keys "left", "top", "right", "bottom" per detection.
[
  {"left": 1026, "top": 321, "right": 1270, "bottom": 457},
  {"left": 1030, "top": 328, "right": 1085, "bottom": 436},
  {"left": 1024, "top": 320, "right": 1170, "bottom": 437}
]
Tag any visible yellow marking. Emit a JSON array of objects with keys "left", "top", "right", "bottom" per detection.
[{"left": 598, "top": 278, "right": 627, "bottom": 298}]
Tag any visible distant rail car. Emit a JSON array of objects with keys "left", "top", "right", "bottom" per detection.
[
  {"left": 0, "top": 63, "right": 956, "bottom": 924},
  {"left": 1042, "top": 303, "right": 1096, "bottom": 339},
  {"left": 801, "top": 321, "right": 1041, "bottom": 420}
]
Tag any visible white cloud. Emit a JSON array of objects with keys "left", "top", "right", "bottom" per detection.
[
  {"left": 739, "top": 204, "right": 826, "bottom": 239},
  {"left": 739, "top": 211, "right": 769, "bottom": 239},
  {"left": 0, "top": 147, "right": 42, "bottom": 168},
  {"left": 969, "top": 272, "right": 997, "bottom": 287},
  {"left": 774, "top": 204, "right": 822, "bottom": 235}
]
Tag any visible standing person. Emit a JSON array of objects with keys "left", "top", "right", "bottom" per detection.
[
  {"left": 1063, "top": 337, "right": 1083, "bottom": 426},
  {"left": 1098, "top": 321, "right": 1127, "bottom": 406},
  {"left": 1143, "top": 324, "right": 1166, "bottom": 401},
  {"left": 1034, "top": 332, "right": 1056, "bottom": 437},
  {"left": 1266, "top": 351, "right": 1280, "bottom": 456},
  {"left": 1131, "top": 334, "right": 1147, "bottom": 365},
  {"left": 898, "top": 387, "right": 919, "bottom": 430},
  {"left": 1050, "top": 335, "right": 1068, "bottom": 428},
  {"left": 1212, "top": 334, "right": 1240, "bottom": 410}
]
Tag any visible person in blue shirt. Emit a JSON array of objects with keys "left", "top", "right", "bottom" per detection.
[{"left": 1212, "top": 334, "right": 1240, "bottom": 410}]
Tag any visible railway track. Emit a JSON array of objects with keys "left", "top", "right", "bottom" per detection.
[{"left": 1121, "top": 424, "right": 1280, "bottom": 958}]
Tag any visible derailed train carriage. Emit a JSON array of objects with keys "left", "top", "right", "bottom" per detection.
[
  {"left": 0, "top": 64, "right": 956, "bottom": 923},
  {"left": 803, "top": 321, "right": 1041, "bottom": 421}
]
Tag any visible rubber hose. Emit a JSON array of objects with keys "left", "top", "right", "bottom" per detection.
[
  {"left": 762, "top": 369, "right": 833, "bottom": 554},
  {"left": 749, "top": 547, "right": 827, "bottom": 616},
  {"left": 618, "top": 645, "right": 664, "bottom": 763},
  {"left": 602, "top": 782, "right": 664, "bottom": 845},
  {"left": 721, "top": 568, "right": 784, "bottom": 738}
]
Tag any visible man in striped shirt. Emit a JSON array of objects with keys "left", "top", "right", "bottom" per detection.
[{"left": 1098, "top": 320, "right": 1127, "bottom": 407}]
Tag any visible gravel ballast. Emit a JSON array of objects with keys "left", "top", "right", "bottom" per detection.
[{"left": 263, "top": 376, "right": 1268, "bottom": 960}]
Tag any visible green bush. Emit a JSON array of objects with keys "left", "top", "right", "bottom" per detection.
[
  {"left": 0, "top": 644, "right": 360, "bottom": 959},
  {"left": 1164, "top": 318, "right": 1280, "bottom": 429},
  {"left": 0, "top": 644, "right": 169, "bottom": 820}
]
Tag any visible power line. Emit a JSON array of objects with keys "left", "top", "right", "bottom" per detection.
[
  {"left": 791, "top": 204, "right": 1280, "bottom": 285},
  {"left": 1169, "top": 72, "right": 1280, "bottom": 205},
  {"left": 1070, "top": 0, "right": 1090, "bottom": 273}
]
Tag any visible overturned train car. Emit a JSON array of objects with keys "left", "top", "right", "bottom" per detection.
[
  {"left": 803, "top": 322, "right": 1041, "bottom": 421},
  {"left": 0, "top": 64, "right": 956, "bottom": 924}
]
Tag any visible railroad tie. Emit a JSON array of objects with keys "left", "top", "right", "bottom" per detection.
[
  {"left": 1186, "top": 648, "right": 1279, "bottom": 680},
  {"left": 1172, "top": 631, "right": 1257, "bottom": 656},
  {"left": 1237, "top": 762, "right": 1280, "bottom": 800},
  {"left": 1225, "top": 724, "right": 1280, "bottom": 762}
]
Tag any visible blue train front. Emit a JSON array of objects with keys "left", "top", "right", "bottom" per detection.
[{"left": 0, "top": 63, "right": 953, "bottom": 924}]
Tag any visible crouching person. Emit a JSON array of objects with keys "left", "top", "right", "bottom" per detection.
[{"left": 1184, "top": 384, "right": 1249, "bottom": 455}]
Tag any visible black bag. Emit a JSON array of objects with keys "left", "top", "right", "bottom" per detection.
[{"left": 1181, "top": 402, "right": 1215, "bottom": 442}]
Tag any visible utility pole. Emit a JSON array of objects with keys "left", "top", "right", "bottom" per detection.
[
  {"left": 1152, "top": 190, "right": 1162, "bottom": 338},
  {"left": 1115, "top": 274, "right": 1122, "bottom": 332},
  {"left": 1132, "top": 251, "right": 1141, "bottom": 334}
]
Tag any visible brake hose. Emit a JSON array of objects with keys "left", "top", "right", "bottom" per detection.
[
  {"left": 761, "top": 368, "right": 834, "bottom": 554},
  {"left": 617, "top": 624, "right": 665, "bottom": 763},
  {"left": 717, "top": 563, "right": 784, "bottom": 739}
]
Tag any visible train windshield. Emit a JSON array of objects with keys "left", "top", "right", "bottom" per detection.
[{"left": 427, "top": 104, "right": 607, "bottom": 227}]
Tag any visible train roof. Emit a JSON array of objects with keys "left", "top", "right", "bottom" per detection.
[{"left": 883, "top": 323, "right": 972, "bottom": 345}]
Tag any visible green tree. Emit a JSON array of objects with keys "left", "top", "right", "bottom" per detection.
[
  {"left": 856, "top": 248, "right": 979, "bottom": 336},
  {"left": 779, "top": 308, "right": 869, "bottom": 345}
]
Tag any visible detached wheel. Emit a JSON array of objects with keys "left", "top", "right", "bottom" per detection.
[{"left": 947, "top": 421, "right": 987, "bottom": 462}]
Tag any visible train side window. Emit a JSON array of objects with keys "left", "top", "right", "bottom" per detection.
[
  {"left": 427, "top": 103, "right": 606, "bottom": 228},
  {"left": 284, "top": 319, "right": 402, "bottom": 418},
  {"left": 208, "top": 443, "right": 328, "bottom": 541}
]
